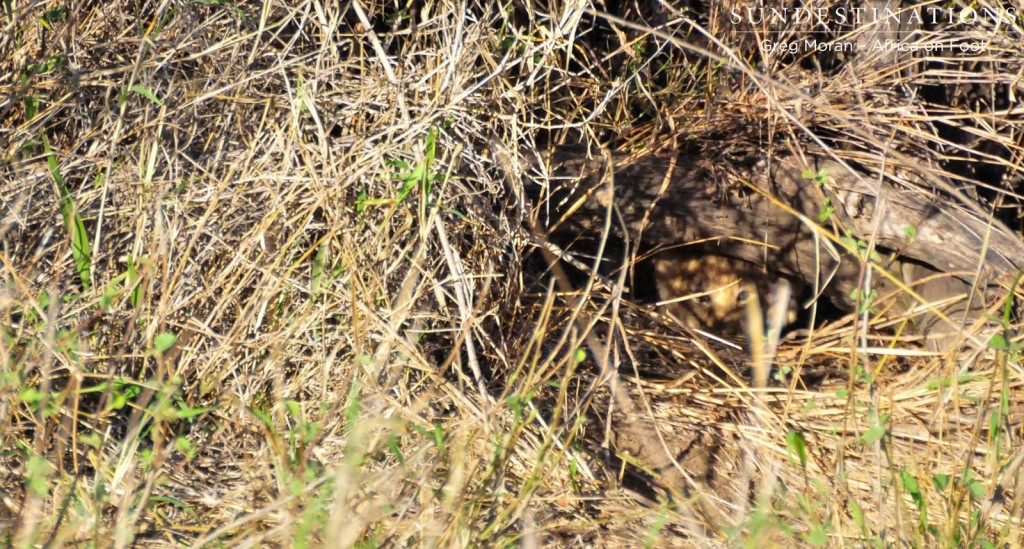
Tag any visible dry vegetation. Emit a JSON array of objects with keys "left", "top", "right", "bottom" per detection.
[{"left": 3, "top": 0, "right": 1024, "bottom": 546}]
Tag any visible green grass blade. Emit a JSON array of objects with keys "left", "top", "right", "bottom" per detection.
[{"left": 43, "top": 134, "right": 92, "bottom": 290}]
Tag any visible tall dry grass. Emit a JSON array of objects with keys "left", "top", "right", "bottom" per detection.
[{"left": 1, "top": 0, "right": 1023, "bottom": 546}]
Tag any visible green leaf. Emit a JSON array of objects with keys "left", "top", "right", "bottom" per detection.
[
  {"left": 345, "top": 382, "right": 362, "bottom": 426},
  {"left": 396, "top": 176, "right": 416, "bottom": 203},
  {"left": 175, "top": 404, "right": 214, "bottom": 421},
  {"left": 37, "top": 290, "right": 50, "bottom": 313},
  {"left": 175, "top": 436, "right": 196, "bottom": 458},
  {"left": 285, "top": 399, "right": 301, "bottom": 418},
  {"left": 355, "top": 189, "right": 368, "bottom": 214},
  {"left": 806, "top": 523, "right": 829, "bottom": 546},
  {"left": 149, "top": 495, "right": 199, "bottom": 520},
  {"left": 506, "top": 395, "right": 524, "bottom": 417},
  {"left": 26, "top": 454, "right": 52, "bottom": 497},
  {"left": 967, "top": 477, "right": 985, "bottom": 499},
  {"left": 129, "top": 84, "right": 162, "bottom": 105},
  {"left": 249, "top": 406, "right": 273, "bottom": 429},
  {"left": 932, "top": 473, "right": 950, "bottom": 491},
  {"left": 860, "top": 415, "right": 889, "bottom": 445},
  {"left": 989, "top": 409, "right": 1002, "bottom": 442},
  {"left": 127, "top": 255, "right": 142, "bottom": 308},
  {"left": 786, "top": 429, "right": 808, "bottom": 469},
  {"left": 409, "top": 422, "right": 446, "bottom": 453},
  {"left": 389, "top": 129, "right": 443, "bottom": 204},
  {"left": 153, "top": 331, "right": 178, "bottom": 355},
  {"left": 109, "top": 391, "right": 128, "bottom": 411},
  {"left": 818, "top": 197, "right": 834, "bottom": 222},
  {"left": 43, "top": 134, "right": 92, "bottom": 290},
  {"left": 311, "top": 242, "right": 327, "bottom": 300},
  {"left": 18, "top": 386, "right": 45, "bottom": 405},
  {"left": 850, "top": 287, "right": 878, "bottom": 315},
  {"left": 802, "top": 168, "right": 829, "bottom": 185},
  {"left": 80, "top": 432, "right": 102, "bottom": 449},
  {"left": 861, "top": 426, "right": 886, "bottom": 444},
  {"left": 387, "top": 435, "right": 404, "bottom": 465},
  {"left": 100, "top": 271, "right": 128, "bottom": 310},
  {"left": 24, "top": 95, "right": 39, "bottom": 120},
  {"left": 987, "top": 333, "right": 1010, "bottom": 351},
  {"left": 422, "top": 129, "right": 437, "bottom": 197},
  {"left": 900, "top": 470, "right": 925, "bottom": 510},
  {"left": 1000, "top": 271, "right": 1024, "bottom": 328},
  {"left": 42, "top": 5, "right": 68, "bottom": 23},
  {"left": 903, "top": 225, "right": 917, "bottom": 242},
  {"left": 848, "top": 499, "right": 866, "bottom": 532}
]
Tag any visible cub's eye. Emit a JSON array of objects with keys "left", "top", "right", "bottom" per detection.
[
  {"left": 736, "top": 289, "right": 750, "bottom": 302},
  {"left": 696, "top": 295, "right": 712, "bottom": 305}
]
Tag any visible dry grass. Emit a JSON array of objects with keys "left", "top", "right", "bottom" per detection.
[{"left": 2, "top": 0, "right": 1024, "bottom": 546}]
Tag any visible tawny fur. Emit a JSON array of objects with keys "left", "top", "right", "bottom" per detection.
[{"left": 653, "top": 253, "right": 800, "bottom": 333}]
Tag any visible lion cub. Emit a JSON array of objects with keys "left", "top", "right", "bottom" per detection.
[{"left": 653, "top": 253, "right": 801, "bottom": 333}]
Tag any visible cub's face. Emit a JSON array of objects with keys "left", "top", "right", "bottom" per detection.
[{"left": 653, "top": 254, "right": 797, "bottom": 333}]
